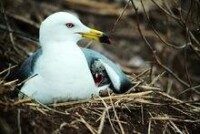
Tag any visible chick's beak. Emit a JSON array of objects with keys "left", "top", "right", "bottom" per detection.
[{"left": 79, "top": 29, "right": 111, "bottom": 44}]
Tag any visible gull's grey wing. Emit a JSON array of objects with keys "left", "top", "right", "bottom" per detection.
[
  {"left": 9, "top": 49, "right": 42, "bottom": 98},
  {"left": 81, "top": 48, "right": 132, "bottom": 93},
  {"left": 17, "top": 49, "right": 42, "bottom": 81}
]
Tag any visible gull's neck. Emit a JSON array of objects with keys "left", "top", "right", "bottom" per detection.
[{"left": 41, "top": 40, "right": 79, "bottom": 54}]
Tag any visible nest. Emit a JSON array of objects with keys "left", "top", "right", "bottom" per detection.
[{"left": 1, "top": 87, "right": 200, "bottom": 134}]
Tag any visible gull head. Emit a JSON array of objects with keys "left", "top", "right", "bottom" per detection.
[{"left": 39, "top": 12, "right": 110, "bottom": 46}]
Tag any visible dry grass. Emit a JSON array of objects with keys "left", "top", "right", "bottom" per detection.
[{"left": 1, "top": 83, "right": 200, "bottom": 133}]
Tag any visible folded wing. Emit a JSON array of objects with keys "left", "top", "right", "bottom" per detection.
[{"left": 81, "top": 48, "right": 132, "bottom": 93}]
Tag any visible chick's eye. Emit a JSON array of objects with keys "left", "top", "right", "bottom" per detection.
[{"left": 66, "top": 23, "right": 74, "bottom": 28}]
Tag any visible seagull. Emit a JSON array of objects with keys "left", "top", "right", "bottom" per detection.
[{"left": 17, "top": 12, "right": 132, "bottom": 104}]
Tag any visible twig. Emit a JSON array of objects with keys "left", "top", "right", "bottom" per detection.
[
  {"left": 17, "top": 74, "right": 38, "bottom": 87},
  {"left": 184, "top": 1, "right": 194, "bottom": 87},
  {"left": 130, "top": 0, "right": 190, "bottom": 88},
  {"left": 133, "top": 68, "right": 151, "bottom": 81},
  {"left": 149, "top": 62, "right": 154, "bottom": 83},
  {"left": 98, "top": 95, "right": 117, "bottom": 134},
  {"left": 151, "top": 0, "right": 181, "bottom": 22},
  {"left": 17, "top": 109, "right": 22, "bottom": 134},
  {"left": 0, "top": 65, "right": 17, "bottom": 75},
  {"left": 85, "top": 40, "right": 93, "bottom": 48},
  {"left": 148, "top": 119, "right": 152, "bottom": 134},
  {"left": 13, "top": 98, "right": 32, "bottom": 105},
  {"left": 1, "top": 8, "right": 25, "bottom": 57},
  {"left": 163, "top": 122, "right": 170, "bottom": 134},
  {"left": 52, "top": 91, "right": 153, "bottom": 107},
  {"left": 3, "top": 79, "right": 18, "bottom": 86},
  {"left": 183, "top": 125, "right": 190, "bottom": 134},
  {"left": 36, "top": 107, "right": 48, "bottom": 115},
  {"left": 37, "top": 100, "right": 70, "bottom": 115},
  {"left": 149, "top": 71, "right": 166, "bottom": 86},
  {"left": 189, "top": 31, "right": 200, "bottom": 46},
  {"left": 17, "top": 91, "right": 70, "bottom": 116},
  {"left": 169, "top": 120, "right": 183, "bottom": 134},
  {"left": 2, "top": 64, "right": 12, "bottom": 81},
  {"left": 152, "top": 0, "right": 200, "bottom": 50},
  {"left": 170, "top": 106, "right": 195, "bottom": 119},
  {"left": 141, "top": 104, "right": 144, "bottom": 125},
  {"left": 108, "top": 91, "right": 125, "bottom": 134},
  {"left": 166, "top": 79, "right": 173, "bottom": 95},
  {"left": 125, "top": 81, "right": 141, "bottom": 94},
  {"left": 111, "top": 0, "right": 130, "bottom": 32},
  {"left": 0, "top": 24, "right": 38, "bottom": 42},
  {"left": 183, "top": 41, "right": 192, "bottom": 87},
  {"left": 139, "top": 85, "right": 161, "bottom": 91},
  {"left": 141, "top": 1, "right": 185, "bottom": 49},
  {"left": 151, "top": 116, "right": 200, "bottom": 123},
  {"left": 154, "top": 55, "right": 189, "bottom": 87},
  {"left": 76, "top": 112, "right": 97, "bottom": 134},
  {"left": 5, "top": 12, "right": 40, "bottom": 29},
  {"left": 178, "top": 84, "right": 200, "bottom": 96},
  {"left": 157, "top": 91, "right": 199, "bottom": 109},
  {"left": 97, "top": 108, "right": 107, "bottom": 134}
]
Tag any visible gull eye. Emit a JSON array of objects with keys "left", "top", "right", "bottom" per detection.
[{"left": 66, "top": 23, "right": 74, "bottom": 28}]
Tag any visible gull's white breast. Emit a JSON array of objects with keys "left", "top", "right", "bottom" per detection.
[{"left": 21, "top": 42, "right": 99, "bottom": 104}]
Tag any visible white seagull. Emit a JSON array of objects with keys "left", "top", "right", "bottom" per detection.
[{"left": 16, "top": 12, "right": 132, "bottom": 104}]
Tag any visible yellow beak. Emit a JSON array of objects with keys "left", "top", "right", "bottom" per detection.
[{"left": 79, "top": 29, "right": 111, "bottom": 44}]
